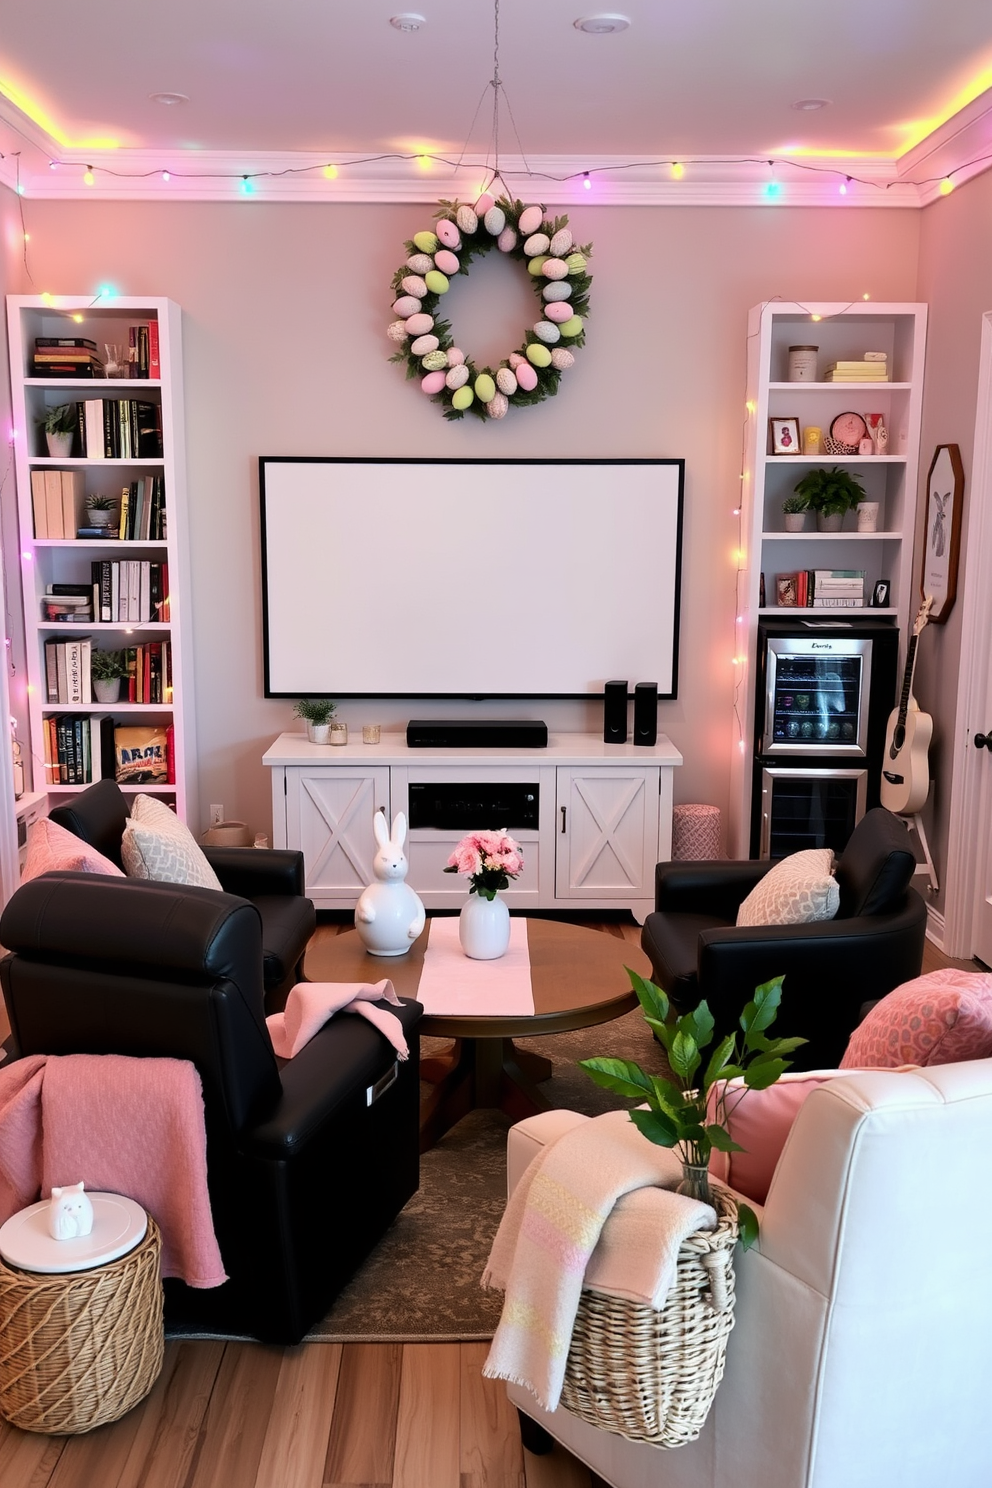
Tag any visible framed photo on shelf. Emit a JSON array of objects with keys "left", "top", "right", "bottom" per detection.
[
  {"left": 769, "top": 417, "right": 801, "bottom": 455},
  {"left": 870, "top": 579, "right": 891, "bottom": 608},
  {"left": 920, "top": 443, "right": 964, "bottom": 623}
]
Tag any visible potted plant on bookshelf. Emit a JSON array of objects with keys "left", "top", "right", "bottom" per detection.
[
  {"left": 293, "top": 697, "right": 337, "bottom": 745},
  {"left": 40, "top": 404, "right": 76, "bottom": 458},
  {"left": 85, "top": 494, "right": 118, "bottom": 529},
  {"left": 793, "top": 466, "right": 866, "bottom": 533},
  {"left": 91, "top": 649, "right": 128, "bottom": 704},
  {"left": 782, "top": 493, "right": 809, "bottom": 532}
]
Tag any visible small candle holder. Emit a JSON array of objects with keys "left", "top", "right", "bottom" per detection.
[
  {"left": 328, "top": 722, "right": 348, "bottom": 746},
  {"left": 362, "top": 724, "right": 381, "bottom": 744}
]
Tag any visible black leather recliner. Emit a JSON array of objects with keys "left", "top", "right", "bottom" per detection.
[
  {"left": 640, "top": 807, "right": 927, "bottom": 1069},
  {"left": 0, "top": 872, "right": 423, "bottom": 1344},
  {"left": 49, "top": 778, "right": 314, "bottom": 1011}
]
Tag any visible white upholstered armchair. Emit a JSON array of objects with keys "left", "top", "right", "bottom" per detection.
[{"left": 503, "top": 1061, "right": 992, "bottom": 1488}]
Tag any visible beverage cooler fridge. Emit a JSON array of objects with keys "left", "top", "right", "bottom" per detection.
[{"left": 751, "top": 617, "right": 898, "bottom": 859}]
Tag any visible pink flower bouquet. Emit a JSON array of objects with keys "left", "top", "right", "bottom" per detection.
[{"left": 443, "top": 830, "right": 524, "bottom": 900}]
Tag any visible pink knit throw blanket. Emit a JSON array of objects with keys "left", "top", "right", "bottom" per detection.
[
  {"left": 266, "top": 979, "right": 409, "bottom": 1061},
  {"left": 0, "top": 1053, "right": 226, "bottom": 1288},
  {"left": 482, "top": 1108, "right": 717, "bottom": 1411}
]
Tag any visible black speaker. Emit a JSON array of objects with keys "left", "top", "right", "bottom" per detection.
[
  {"left": 633, "top": 682, "right": 658, "bottom": 746},
  {"left": 603, "top": 680, "right": 628, "bottom": 744}
]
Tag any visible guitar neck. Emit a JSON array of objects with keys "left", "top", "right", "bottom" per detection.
[{"left": 896, "top": 633, "right": 920, "bottom": 730}]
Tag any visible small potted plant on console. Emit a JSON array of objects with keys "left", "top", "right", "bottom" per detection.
[
  {"left": 293, "top": 697, "right": 337, "bottom": 745},
  {"left": 782, "top": 493, "right": 809, "bottom": 532}
]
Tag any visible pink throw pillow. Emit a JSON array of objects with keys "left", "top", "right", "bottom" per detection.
[
  {"left": 706, "top": 1070, "right": 851, "bottom": 1204},
  {"left": 21, "top": 817, "right": 124, "bottom": 883},
  {"left": 841, "top": 969, "right": 992, "bottom": 1069}
]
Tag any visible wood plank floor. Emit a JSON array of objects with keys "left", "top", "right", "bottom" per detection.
[{"left": 0, "top": 918, "right": 976, "bottom": 1485}]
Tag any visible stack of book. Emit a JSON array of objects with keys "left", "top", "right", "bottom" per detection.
[
  {"left": 118, "top": 476, "right": 166, "bottom": 541},
  {"left": 127, "top": 322, "right": 160, "bottom": 379},
  {"left": 44, "top": 635, "right": 93, "bottom": 703},
  {"left": 824, "top": 353, "right": 888, "bottom": 382},
  {"left": 42, "top": 583, "right": 95, "bottom": 623},
  {"left": 777, "top": 570, "right": 866, "bottom": 607},
  {"left": 32, "top": 337, "right": 103, "bottom": 378},
  {"left": 77, "top": 399, "right": 163, "bottom": 459},
  {"left": 43, "top": 714, "right": 115, "bottom": 785},
  {"left": 90, "top": 559, "right": 169, "bottom": 623},
  {"left": 30, "top": 469, "right": 86, "bottom": 539}
]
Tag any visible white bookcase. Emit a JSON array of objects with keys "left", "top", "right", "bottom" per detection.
[
  {"left": 5, "top": 296, "right": 196, "bottom": 826},
  {"left": 729, "top": 301, "right": 928, "bottom": 856}
]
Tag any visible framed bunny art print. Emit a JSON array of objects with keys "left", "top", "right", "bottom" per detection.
[{"left": 921, "top": 443, "right": 964, "bottom": 623}]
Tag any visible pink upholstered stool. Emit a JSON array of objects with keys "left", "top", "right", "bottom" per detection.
[{"left": 672, "top": 804, "right": 722, "bottom": 860}]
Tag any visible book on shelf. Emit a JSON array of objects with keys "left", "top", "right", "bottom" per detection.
[
  {"left": 30, "top": 470, "right": 48, "bottom": 539},
  {"left": 43, "top": 713, "right": 114, "bottom": 785},
  {"left": 148, "top": 320, "right": 160, "bottom": 379},
  {"left": 114, "top": 724, "right": 169, "bottom": 785},
  {"left": 77, "top": 399, "right": 164, "bottom": 459},
  {"left": 76, "top": 526, "right": 120, "bottom": 540},
  {"left": 35, "top": 337, "right": 98, "bottom": 351},
  {"left": 43, "top": 635, "right": 95, "bottom": 705}
]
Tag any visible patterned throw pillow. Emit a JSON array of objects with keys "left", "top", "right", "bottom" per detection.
[
  {"left": 841, "top": 969, "right": 992, "bottom": 1068},
  {"left": 736, "top": 848, "right": 839, "bottom": 927},
  {"left": 21, "top": 817, "right": 125, "bottom": 883},
  {"left": 121, "top": 793, "right": 223, "bottom": 891}
]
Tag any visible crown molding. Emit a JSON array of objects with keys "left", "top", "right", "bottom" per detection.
[{"left": 897, "top": 89, "right": 992, "bottom": 205}]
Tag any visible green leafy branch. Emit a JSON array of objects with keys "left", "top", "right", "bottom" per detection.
[{"left": 580, "top": 971, "right": 805, "bottom": 1250}]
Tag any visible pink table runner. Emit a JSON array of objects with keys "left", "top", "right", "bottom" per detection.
[{"left": 416, "top": 917, "right": 535, "bottom": 1016}]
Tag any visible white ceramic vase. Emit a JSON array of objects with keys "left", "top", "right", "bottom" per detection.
[
  {"left": 816, "top": 511, "right": 843, "bottom": 532},
  {"left": 46, "top": 431, "right": 73, "bottom": 457},
  {"left": 459, "top": 891, "right": 510, "bottom": 960},
  {"left": 306, "top": 722, "right": 331, "bottom": 744}
]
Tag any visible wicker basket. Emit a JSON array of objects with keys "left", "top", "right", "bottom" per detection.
[
  {"left": 559, "top": 1186, "right": 738, "bottom": 1449},
  {"left": 0, "top": 1216, "right": 164, "bottom": 1434}
]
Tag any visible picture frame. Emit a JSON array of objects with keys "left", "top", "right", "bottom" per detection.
[
  {"left": 870, "top": 579, "right": 891, "bottom": 608},
  {"left": 920, "top": 443, "right": 964, "bottom": 623},
  {"left": 769, "top": 416, "right": 801, "bottom": 456}
]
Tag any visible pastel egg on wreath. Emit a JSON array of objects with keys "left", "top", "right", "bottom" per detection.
[
  {"left": 545, "top": 301, "right": 573, "bottom": 324},
  {"left": 421, "top": 370, "right": 447, "bottom": 395},
  {"left": 474, "top": 372, "right": 496, "bottom": 403},
  {"left": 434, "top": 249, "right": 460, "bottom": 276},
  {"left": 410, "top": 333, "right": 439, "bottom": 355},
  {"left": 386, "top": 320, "right": 409, "bottom": 344},
  {"left": 456, "top": 204, "right": 478, "bottom": 234},
  {"left": 526, "top": 342, "right": 553, "bottom": 368},
  {"left": 516, "top": 361, "right": 539, "bottom": 391},
  {"left": 496, "top": 367, "right": 518, "bottom": 396},
  {"left": 393, "top": 295, "right": 422, "bottom": 319},
  {"left": 551, "top": 348, "right": 575, "bottom": 371},
  {"left": 413, "top": 230, "right": 440, "bottom": 254},
  {"left": 518, "top": 205, "right": 544, "bottom": 236},
  {"left": 401, "top": 274, "right": 428, "bottom": 298},
  {"left": 523, "top": 232, "right": 550, "bottom": 257},
  {"left": 451, "top": 384, "right": 475, "bottom": 410},
  {"left": 474, "top": 192, "right": 495, "bottom": 217},
  {"left": 487, "top": 391, "right": 509, "bottom": 420},
  {"left": 534, "top": 320, "right": 561, "bottom": 344},
  {"left": 542, "top": 258, "right": 569, "bottom": 281},
  {"left": 421, "top": 349, "right": 448, "bottom": 372},
  {"left": 558, "top": 315, "right": 583, "bottom": 338},
  {"left": 484, "top": 205, "right": 506, "bottom": 236},
  {"left": 508, "top": 351, "right": 526, "bottom": 369},
  {"left": 424, "top": 269, "right": 450, "bottom": 295},
  {"left": 566, "top": 252, "right": 588, "bottom": 275},
  {"left": 436, "top": 219, "right": 462, "bottom": 250},
  {"left": 527, "top": 256, "right": 549, "bottom": 277},
  {"left": 405, "top": 312, "right": 434, "bottom": 336},
  {"left": 497, "top": 226, "right": 518, "bottom": 253},
  {"left": 549, "top": 228, "right": 573, "bottom": 257},
  {"left": 447, "top": 347, "right": 466, "bottom": 366},
  {"left": 542, "top": 281, "right": 572, "bottom": 302},
  {"left": 406, "top": 253, "right": 433, "bottom": 275},
  {"left": 445, "top": 363, "right": 470, "bottom": 390}
]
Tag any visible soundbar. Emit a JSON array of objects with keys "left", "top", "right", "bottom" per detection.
[{"left": 406, "top": 720, "right": 549, "bottom": 748}]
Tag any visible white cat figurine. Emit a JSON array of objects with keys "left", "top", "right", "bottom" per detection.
[
  {"left": 355, "top": 811, "right": 426, "bottom": 956},
  {"left": 48, "top": 1181, "right": 95, "bottom": 1240}
]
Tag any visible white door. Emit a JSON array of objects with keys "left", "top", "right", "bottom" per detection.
[
  {"left": 286, "top": 768, "right": 389, "bottom": 905},
  {"left": 971, "top": 680, "right": 992, "bottom": 968},
  {"left": 556, "top": 767, "right": 659, "bottom": 901}
]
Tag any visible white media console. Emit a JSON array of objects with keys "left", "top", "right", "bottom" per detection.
[{"left": 263, "top": 731, "right": 683, "bottom": 924}]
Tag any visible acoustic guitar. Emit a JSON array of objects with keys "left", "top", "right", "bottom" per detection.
[{"left": 880, "top": 597, "right": 933, "bottom": 815}]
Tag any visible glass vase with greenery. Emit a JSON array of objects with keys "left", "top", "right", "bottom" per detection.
[{"left": 580, "top": 970, "right": 805, "bottom": 1247}]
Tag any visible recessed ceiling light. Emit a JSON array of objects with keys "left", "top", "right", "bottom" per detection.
[
  {"left": 791, "top": 98, "right": 830, "bottom": 111},
  {"left": 574, "top": 14, "right": 630, "bottom": 33},
  {"left": 150, "top": 92, "right": 189, "bottom": 106},
  {"left": 390, "top": 13, "right": 425, "bottom": 31}
]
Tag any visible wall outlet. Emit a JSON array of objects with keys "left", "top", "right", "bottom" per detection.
[{"left": 209, "top": 804, "right": 224, "bottom": 826}]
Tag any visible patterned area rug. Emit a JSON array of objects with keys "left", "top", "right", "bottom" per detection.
[{"left": 306, "top": 1005, "right": 667, "bottom": 1342}]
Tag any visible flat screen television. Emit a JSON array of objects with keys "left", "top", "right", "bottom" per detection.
[{"left": 259, "top": 457, "right": 684, "bottom": 699}]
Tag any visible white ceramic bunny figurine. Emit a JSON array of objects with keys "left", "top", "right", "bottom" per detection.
[
  {"left": 355, "top": 810, "right": 426, "bottom": 956},
  {"left": 48, "top": 1181, "right": 95, "bottom": 1240}
]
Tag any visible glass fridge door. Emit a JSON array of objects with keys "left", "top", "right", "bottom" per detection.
[{"left": 763, "top": 641, "right": 872, "bottom": 757}]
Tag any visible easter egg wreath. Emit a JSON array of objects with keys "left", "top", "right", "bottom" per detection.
[{"left": 387, "top": 193, "right": 592, "bottom": 421}]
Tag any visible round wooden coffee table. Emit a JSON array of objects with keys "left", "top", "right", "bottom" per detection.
[{"left": 305, "top": 918, "right": 650, "bottom": 1150}]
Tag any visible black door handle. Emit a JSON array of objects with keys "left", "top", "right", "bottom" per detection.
[{"left": 975, "top": 731, "right": 992, "bottom": 751}]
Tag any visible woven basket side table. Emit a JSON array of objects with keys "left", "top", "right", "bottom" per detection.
[
  {"left": 672, "top": 804, "right": 722, "bottom": 861},
  {"left": 0, "top": 1216, "right": 164, "bottom": 1434}
]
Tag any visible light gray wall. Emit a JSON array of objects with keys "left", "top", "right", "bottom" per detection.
[{"left": 9, "top": 196, "right": 920, "bottom": 844}]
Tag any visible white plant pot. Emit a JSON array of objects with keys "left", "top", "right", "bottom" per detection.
[
  {"left": 816, "top": 511, "right": 844, "bottom": 533},
  {"left": 783, "top": 512, "right": 807, "bottom": 532},
  {"left": 306, "top": 722, "right": 331, "bottom": 744},
  {"left": 45, "top": 431, "right": 74, "bottom": 457},
  {"left": 92, "top": 677, "right": 121, "bottom": 703},
  {"left": 458, "top": 892, "right": 511, "bottom": 960}
]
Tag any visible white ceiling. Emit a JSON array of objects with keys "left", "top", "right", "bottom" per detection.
[{"left": 2, "top": 1, "right": 992, "bottom": 206}]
